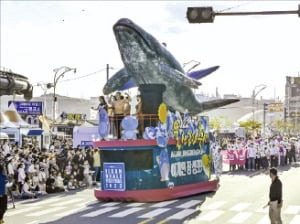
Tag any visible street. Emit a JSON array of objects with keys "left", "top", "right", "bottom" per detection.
[{"left": 4, "top": 165, "right": 300, "bottom": 224}]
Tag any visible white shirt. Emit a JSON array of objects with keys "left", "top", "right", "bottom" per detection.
[
  {"left": 3, "top": 143, "right": 10, "bottom": 156},
  {"left": 18, "top": 168, "right": 26, "bottom": 183},
  {"left": 247, "top": 146, "right": 256, "bottom": 158},
  {"left": 7, "top": 163, "right": 14, "bottom": 176}
]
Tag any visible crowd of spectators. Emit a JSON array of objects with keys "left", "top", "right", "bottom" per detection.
[
  {"left": 0, "top": 139, "right": 101, "bottom": 201},
  {"left": 212, "top": 135, "right": 300, "bottom": 172}
]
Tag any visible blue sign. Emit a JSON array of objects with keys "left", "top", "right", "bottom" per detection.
[
  {"left": 80, "top": 141, "right": 93, "bottom": 148},
  {"left": 103, "top": 163, "right": 126, "bottom": 191},
  {"left": 8, "top": 101, "right": 43, "bottom": 115}
]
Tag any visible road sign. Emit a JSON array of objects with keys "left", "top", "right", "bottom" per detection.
[
  {"left": 268, "top": 103, "right": 283, "bottom": 112},
  {"left": 8, "top": 101, "right": 43, "bottom": 115}
]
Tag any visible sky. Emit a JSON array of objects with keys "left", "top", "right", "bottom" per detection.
[{"left": 1, "top": 1, "right": 300, "bottom": 100}]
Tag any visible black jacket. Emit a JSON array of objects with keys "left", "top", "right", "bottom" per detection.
[{"left": 269, "top": 176, "right": 282, "bottom": 203}]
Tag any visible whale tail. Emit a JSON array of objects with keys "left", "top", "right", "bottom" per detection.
[{"left": 193, "top": 98, "right": 240, "bottom": 114}]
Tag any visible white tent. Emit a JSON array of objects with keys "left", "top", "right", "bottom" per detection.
[
  {"left": 0, "top": 111, "right": 17, "bottom": 128},
  {"left": 4, "top": 103, "right": 30, "bottom": 127},
  {"left": 0, "top": 132, "right": 9, "bottom": 140}
]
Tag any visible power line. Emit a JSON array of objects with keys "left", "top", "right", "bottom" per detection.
[{"left": 59, "top": 68, "right": 107, "bottom": 83}]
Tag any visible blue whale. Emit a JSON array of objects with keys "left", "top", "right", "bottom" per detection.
[{"left": 103, "top": 18, "right": 239, "bottom": 114}]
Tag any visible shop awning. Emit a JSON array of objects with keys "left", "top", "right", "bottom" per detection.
[{"left": 27, "top": 129, "right": 43, "bottom": 136}]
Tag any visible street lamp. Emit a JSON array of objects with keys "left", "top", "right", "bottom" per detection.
[
  {"left": 52, "top": 66, "right": 76, "bottom": 130},
  {"left": 252, "top": 84, "right": 267, "bottom": 121},
  {"left": 37, "top": 82, "right": 53, "bottom": 118}
]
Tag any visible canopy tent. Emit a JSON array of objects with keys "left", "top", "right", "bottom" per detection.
[
  {"left": 0, "top": 111, "right": 17, "bottom": 128},
  {"left": 4, "top": 103, "right": 30, "bottom": 127},
  {"left": 0, "top": 132, "right": 9, "bottom": 140}
]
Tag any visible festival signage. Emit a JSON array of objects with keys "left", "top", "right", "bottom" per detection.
[
  {"left": 8, "top": 101, "right": 43, "bottom": 115},
  {"left": 103, "top": 163, "right": 126, "bottom": 191},
  {"left": 61, "top": 112, "right": 87, "bottom": 121}
]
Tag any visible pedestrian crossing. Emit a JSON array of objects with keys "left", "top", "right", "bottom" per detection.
[{"left": 6, "top": 196, "right": 300, "bottom": 224}]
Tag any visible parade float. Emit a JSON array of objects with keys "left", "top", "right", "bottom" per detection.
[{"left": 93, "top": 18, "right": 239, "bottom": 202}]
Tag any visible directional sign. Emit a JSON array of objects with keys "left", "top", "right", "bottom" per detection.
[
  {"left": 268, "top": 103, "right": 283, "bottom": 112},
  {"left": 8, "top": 101, "right": 43, "bottom": 115}
]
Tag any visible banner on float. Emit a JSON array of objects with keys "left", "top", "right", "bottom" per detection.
[
  {"left": 103, "top": 163, "right": 126, "bottom": 191},
  {"left": 222, "top": 150, "right": 247, "bottom": 165}
]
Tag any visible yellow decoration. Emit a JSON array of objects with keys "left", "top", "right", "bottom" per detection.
[
  {"left": 158, "top": 103, "right": 167, "bottom": 124},
  {"left": 202, "top": 154, "right": 211, "bottom": 179}
]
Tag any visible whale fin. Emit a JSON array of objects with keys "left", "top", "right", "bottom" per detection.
[
  {"left": 187, "top": 66, "right": 220, "bottom": 80},
  {"left": 103, "top": 68, "right": 132, "bottom": 94},
  {"left": 159, "top": 64, "right": 201, "bottom": 89},
  {"left": 119, "top": 78, "right": 137, "bottom": 90},
  {"left": 197, "top": 98, "right": 240, "bottom": 113}
]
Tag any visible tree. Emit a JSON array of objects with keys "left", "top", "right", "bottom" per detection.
[{"left": 238, "top": 120, "right": 262, "bottom": 131}]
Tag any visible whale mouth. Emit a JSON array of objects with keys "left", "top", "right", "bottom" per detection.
[{"left": 113, "top": 19, "right": 153, "bottom": 51}]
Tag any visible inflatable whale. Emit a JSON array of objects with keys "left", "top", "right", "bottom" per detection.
[{"left": 103, "top": 18, "right": 239, "bottom": 114}]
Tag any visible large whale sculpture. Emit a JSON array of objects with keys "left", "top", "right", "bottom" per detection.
[{"left": 103, "top": 18, "right": 239, "bottom": 114}]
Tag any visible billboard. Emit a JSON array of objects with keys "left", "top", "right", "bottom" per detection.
[{"left": 8, "top": 101, "right": 43, "bottom": 115}]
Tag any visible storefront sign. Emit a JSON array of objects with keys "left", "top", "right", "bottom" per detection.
[
  {"left": 61, "top": 112, "right": 86, "bottom": 121},
  {"left": 103, "top": 163, "right": 126, "bottom": 191},
  {"left": 8, "top": 101, "right": 43, "bottom": 115}
]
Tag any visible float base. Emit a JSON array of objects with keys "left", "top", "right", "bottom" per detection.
[{"left": 94, "top": 180, "right": 218, "bottom": 202}]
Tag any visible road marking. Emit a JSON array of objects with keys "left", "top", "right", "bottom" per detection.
[
  {"left": 229, "top": 202, "right": 251, "bottom": 211},
  {"left": 284, "top": 205, "right": 300, "bottom": 214},
  {"left": 228, "top": 212, "right": 252, "bottom": 223},
  {"left": 290, "top": 215, "right": 300, "bottom": 224},
  {"left": 101, "top": 202, "right": 121, "bottom": 207},
  {"left": 257, "top": 215, "right": 269, "bottom": 224},
  {"left": 256, "top": 206, "right": 268, "bottom": 213},
  {"left": 151, "top": 200, "right": 178, "bottom": 208},
  {"left": 25, "top": 221, "right": 39, "bottom": 224},
  {"left": 137, "top": 218, "right": 154, "bottom": 224},
  {"left": 197, "top": 210, "right": 224, "bottom": 221},
  {"left": 50, "top": 198, "right": 84, "bottom": 206},
  {"left": 138, "top": 208, "right": 170, "bottom": 218},
  {"left": 26, "top": 206, "right": 66, "bottom": 216},
  {"left": 6, "top": 206, "right": 40, "bottom": 216},
  {"left": 176, "top": 200, "right": 202, "bottom": 209},
  {"left": 110, "top": 207, "right": 144, "bottom": 217},
  {"left": 204, "top": 201, "right": 226, "bottom": 210},
  {"left": 55, "top": 206, "right": 90, "bottom": 217},
  {"left": 86, "top": 200, "right": 100, "bottom": 206},
  {"left": 126, "top": 202, "right": 146, "bottom": 207},
  {"left": 33, "top": 197, "right": 62, "bottom": 205},
  {"left": 82, "top": 207, "right": 119, "bottom": 217},
  {"left": 168, "top": 209, "right": 197, "bottom": 220},
  {"left": 156, "top": 219, "right": 170, "bottom": 224}
]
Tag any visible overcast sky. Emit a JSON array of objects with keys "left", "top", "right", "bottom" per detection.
[{"left": 1, "top": 1, "right": 300, "bottom": 100}]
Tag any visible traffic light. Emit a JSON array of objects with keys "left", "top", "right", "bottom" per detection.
[{"left": 186, "top": 7, "right": 215, "bottom": 23}]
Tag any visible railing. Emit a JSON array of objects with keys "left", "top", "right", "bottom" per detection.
[{"left": 107, "top": 114, "right": 159, "bottom": 140}]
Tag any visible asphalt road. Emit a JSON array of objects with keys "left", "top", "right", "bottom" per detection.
[{"left": 5, "top": 164, "right": 300, "bottom": 224}]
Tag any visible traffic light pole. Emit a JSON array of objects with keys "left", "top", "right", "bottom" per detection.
[{"left": 187, "top": 5, "right": 300, "bottom": 23}]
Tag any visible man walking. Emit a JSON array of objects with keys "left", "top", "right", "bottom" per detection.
[{"left": 264, "top": 167, "right": 282, "bottom": 224}]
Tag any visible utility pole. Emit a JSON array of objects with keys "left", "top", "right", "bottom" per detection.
[
  {"left": 106, "top": 64, "right": 109, "bottom": 82},
  {"left": 263, "top": 103, "right": 268, "bottom": 137}
]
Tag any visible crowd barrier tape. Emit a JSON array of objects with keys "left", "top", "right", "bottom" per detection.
[{"left": 222, "top": 149, "right": 247, "bottom": 165}]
